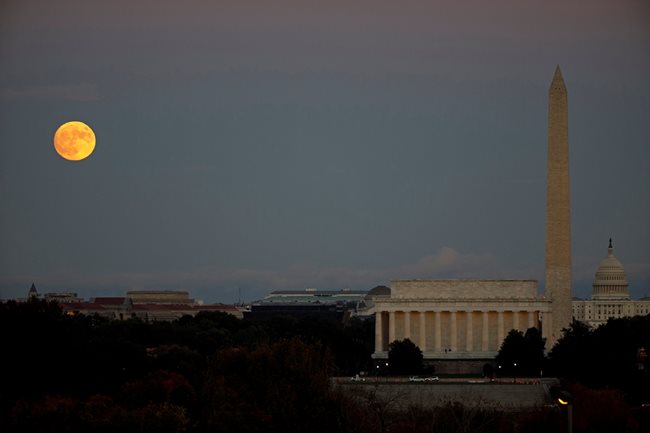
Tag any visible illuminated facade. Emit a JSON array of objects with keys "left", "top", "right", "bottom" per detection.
[{"left": 572, "top": 240, "right": 650, "bottom": 327}]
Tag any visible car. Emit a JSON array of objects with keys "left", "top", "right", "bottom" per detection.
[
  {"left": 409, "top": 376, "right": 439, "bottom": 382},
  {"left": 350, "top": 374, "right": 366, "bottom": 382},
  {"left": 408, "top": 376, "right": 425, "bottom": 382}
]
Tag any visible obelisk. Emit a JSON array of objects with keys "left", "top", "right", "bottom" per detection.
[{"left": 545, "top": 65, "right": 572, "bottom": 346}]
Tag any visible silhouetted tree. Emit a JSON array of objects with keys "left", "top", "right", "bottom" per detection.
[
  {"left": 387, "top": 339, "right": 423, "bottom": 376},
  {"left": 523, "top": 327, "right": 546, "bottom": 375},
  {"left": 547, "top": 321, "right": 595, "bottom": 381},
  {"left": 548, "top": 315, "right": 650, "bottom": 404},
  {"left": 495, "top": 327, "right": 544, "bottom": 376}
]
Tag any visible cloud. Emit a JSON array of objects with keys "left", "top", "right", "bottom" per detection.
[
  {"left": 0, "top": 83, "right": 100, "bottom": 102},
  {"left": 396, "top": 247, "right": 499, "bottom": 278}
]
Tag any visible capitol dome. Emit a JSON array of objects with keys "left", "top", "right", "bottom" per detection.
[{"left": 592, "top": 239, "right": 629, "bottom": 300}]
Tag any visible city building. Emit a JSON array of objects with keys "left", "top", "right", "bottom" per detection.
[
  {"left": 260, "top": 288, "right": 367, "bottom": 306},
  {"left": 19, "top": 287, "right": 243, "bottom": 321},
  {"left": 126, "top": 290, "right": 194, "bottom": 305},
  {"left": 374, "top": 280, "right": 548, "bottom": 361},
  {"left": 43, "top": 292, "right": 82, "bottom": 303},
  {"left": 60, "top": 296, "right": 243, "bottom": 321},
  {"left": 572, "top": 239, "right": 650, "bottom": 327},
  {"left": 23, "top": 283, "right": 81, "bottom": 303},
  {"left": 245, "top": 288, "right": 368, "bottom": 321}
]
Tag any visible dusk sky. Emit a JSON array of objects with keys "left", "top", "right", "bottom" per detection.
[{"left": 1, "top": 0, "right": 648, "bottom": 303}]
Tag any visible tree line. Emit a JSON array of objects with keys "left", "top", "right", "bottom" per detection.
[
  {"left": 1, "top": 299, "right": 649, "bottom": 433},
  {"left": 0, "top": 299, "right": 373, "bottom": 433}
]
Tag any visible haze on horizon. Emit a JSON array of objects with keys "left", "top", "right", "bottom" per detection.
[{"left": 1, "top": 0, "right": 649, "bottom": 303}]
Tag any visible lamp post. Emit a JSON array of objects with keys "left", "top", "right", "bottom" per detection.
[{"left": 556, "top": 390, "right": 573, "bottom": 433}]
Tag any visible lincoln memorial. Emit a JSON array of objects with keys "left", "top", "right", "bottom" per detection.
[{"left": 373, "top": 280, "right": 552, "bottom": 360}]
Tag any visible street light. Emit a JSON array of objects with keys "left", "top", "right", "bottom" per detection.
[
  {"left": 558, "top": 396, "right": 573, "bottom": 433},
  {"left": 551, "top": 387, "right": 573, "bottom": 433}
]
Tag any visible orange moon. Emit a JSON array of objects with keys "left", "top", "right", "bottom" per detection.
[{"left": 53, "top": 121, "right": 96, "bottom": 161}]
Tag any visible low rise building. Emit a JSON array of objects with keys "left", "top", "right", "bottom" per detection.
[
  {"left": 19, "top": 288, "right": 244, "bottom": 321},
  {"left": 245, "top": 288, "right": 369, "bottom": 321},
  {"left": 126, "top": 290, "right": 194, "bottom": 305}
]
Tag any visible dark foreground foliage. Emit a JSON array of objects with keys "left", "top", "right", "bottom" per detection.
[
  {"left": 2, "top": 300, "right": 650, "bottom": 433},
  {"left": 0, "top": 299, "right": 372, "bottom": 432},
  {"left": 340, "top": 386, "right": 650, "bottom": 433},
  {"left": 547, "top": 316, "right": 650, "bottom": 405}
]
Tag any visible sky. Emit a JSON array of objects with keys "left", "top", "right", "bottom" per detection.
[{"left": 1, "top": 0, "right": 648, "bottom": 303}]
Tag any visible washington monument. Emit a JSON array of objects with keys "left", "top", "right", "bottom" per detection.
[{"left": 545, "top": 65, "right": 572, "bottom": 344}]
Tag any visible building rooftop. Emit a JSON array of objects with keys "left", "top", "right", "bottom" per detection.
[
  {"left": 261, "top": 289, "right": 368, "bottom": 305},
  {"left": 93, "top": 297, "right": 128, "bottom": 305}
]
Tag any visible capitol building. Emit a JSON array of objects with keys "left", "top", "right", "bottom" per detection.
[{"left": 573, "top": 239, "right": 650, "bottom": 327}]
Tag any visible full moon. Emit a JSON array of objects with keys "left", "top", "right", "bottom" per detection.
[{"left": 53, "top": 121, "right": 96, "bottom": 161}]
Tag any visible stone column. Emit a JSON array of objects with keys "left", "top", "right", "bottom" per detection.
[
  {"left": 482, "top": 311, "right": 489, "bottom": 351},
  {"left": 513, "top": 311, "right": 520, "bottom": 331},
  {"left": 375, "top": 311, "right": 383, "bottom": 352},
  {"left": 388, "top": 311, "right": 396, "bottom": 343},
  {"left": 404, "top": 311, "right": 411, "bottom": 340},
  {"left": 528, "top": 311, "right": 535, "bottom": 329},
  {"left": 497, "top": 311, "right": 504, "bottom": 346},
  {"left": 466, "top": 311, "right": 473, "bottom": 352},
  {"left": 434, "top": 311, "right": 442, "bottom": 351},
  {"left": 450, "top": 311, "right": 457, "bottom": 352},
  {"left": 419, "top": 312, "right": 426, "bottom": 351}
]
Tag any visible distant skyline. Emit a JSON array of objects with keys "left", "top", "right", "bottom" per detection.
[{"left": 1, "top": 0, "right": 649, "bottom": 303}]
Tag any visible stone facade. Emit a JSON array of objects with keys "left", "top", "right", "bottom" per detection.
[
  {"left": 545, "top": 65, "right": 572, "bottom": 346},
  {"left": 573, "top": 299, "right": 650, "bottom": 327},
  {"left": 572, "top": 240, "right": 650, "bottom": 327},
  {"left": 374, "top": 280, "right": 551, "bottom": 360},
  {"left": 391, "top": 280, "right": 537, "bottom": 300}
]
